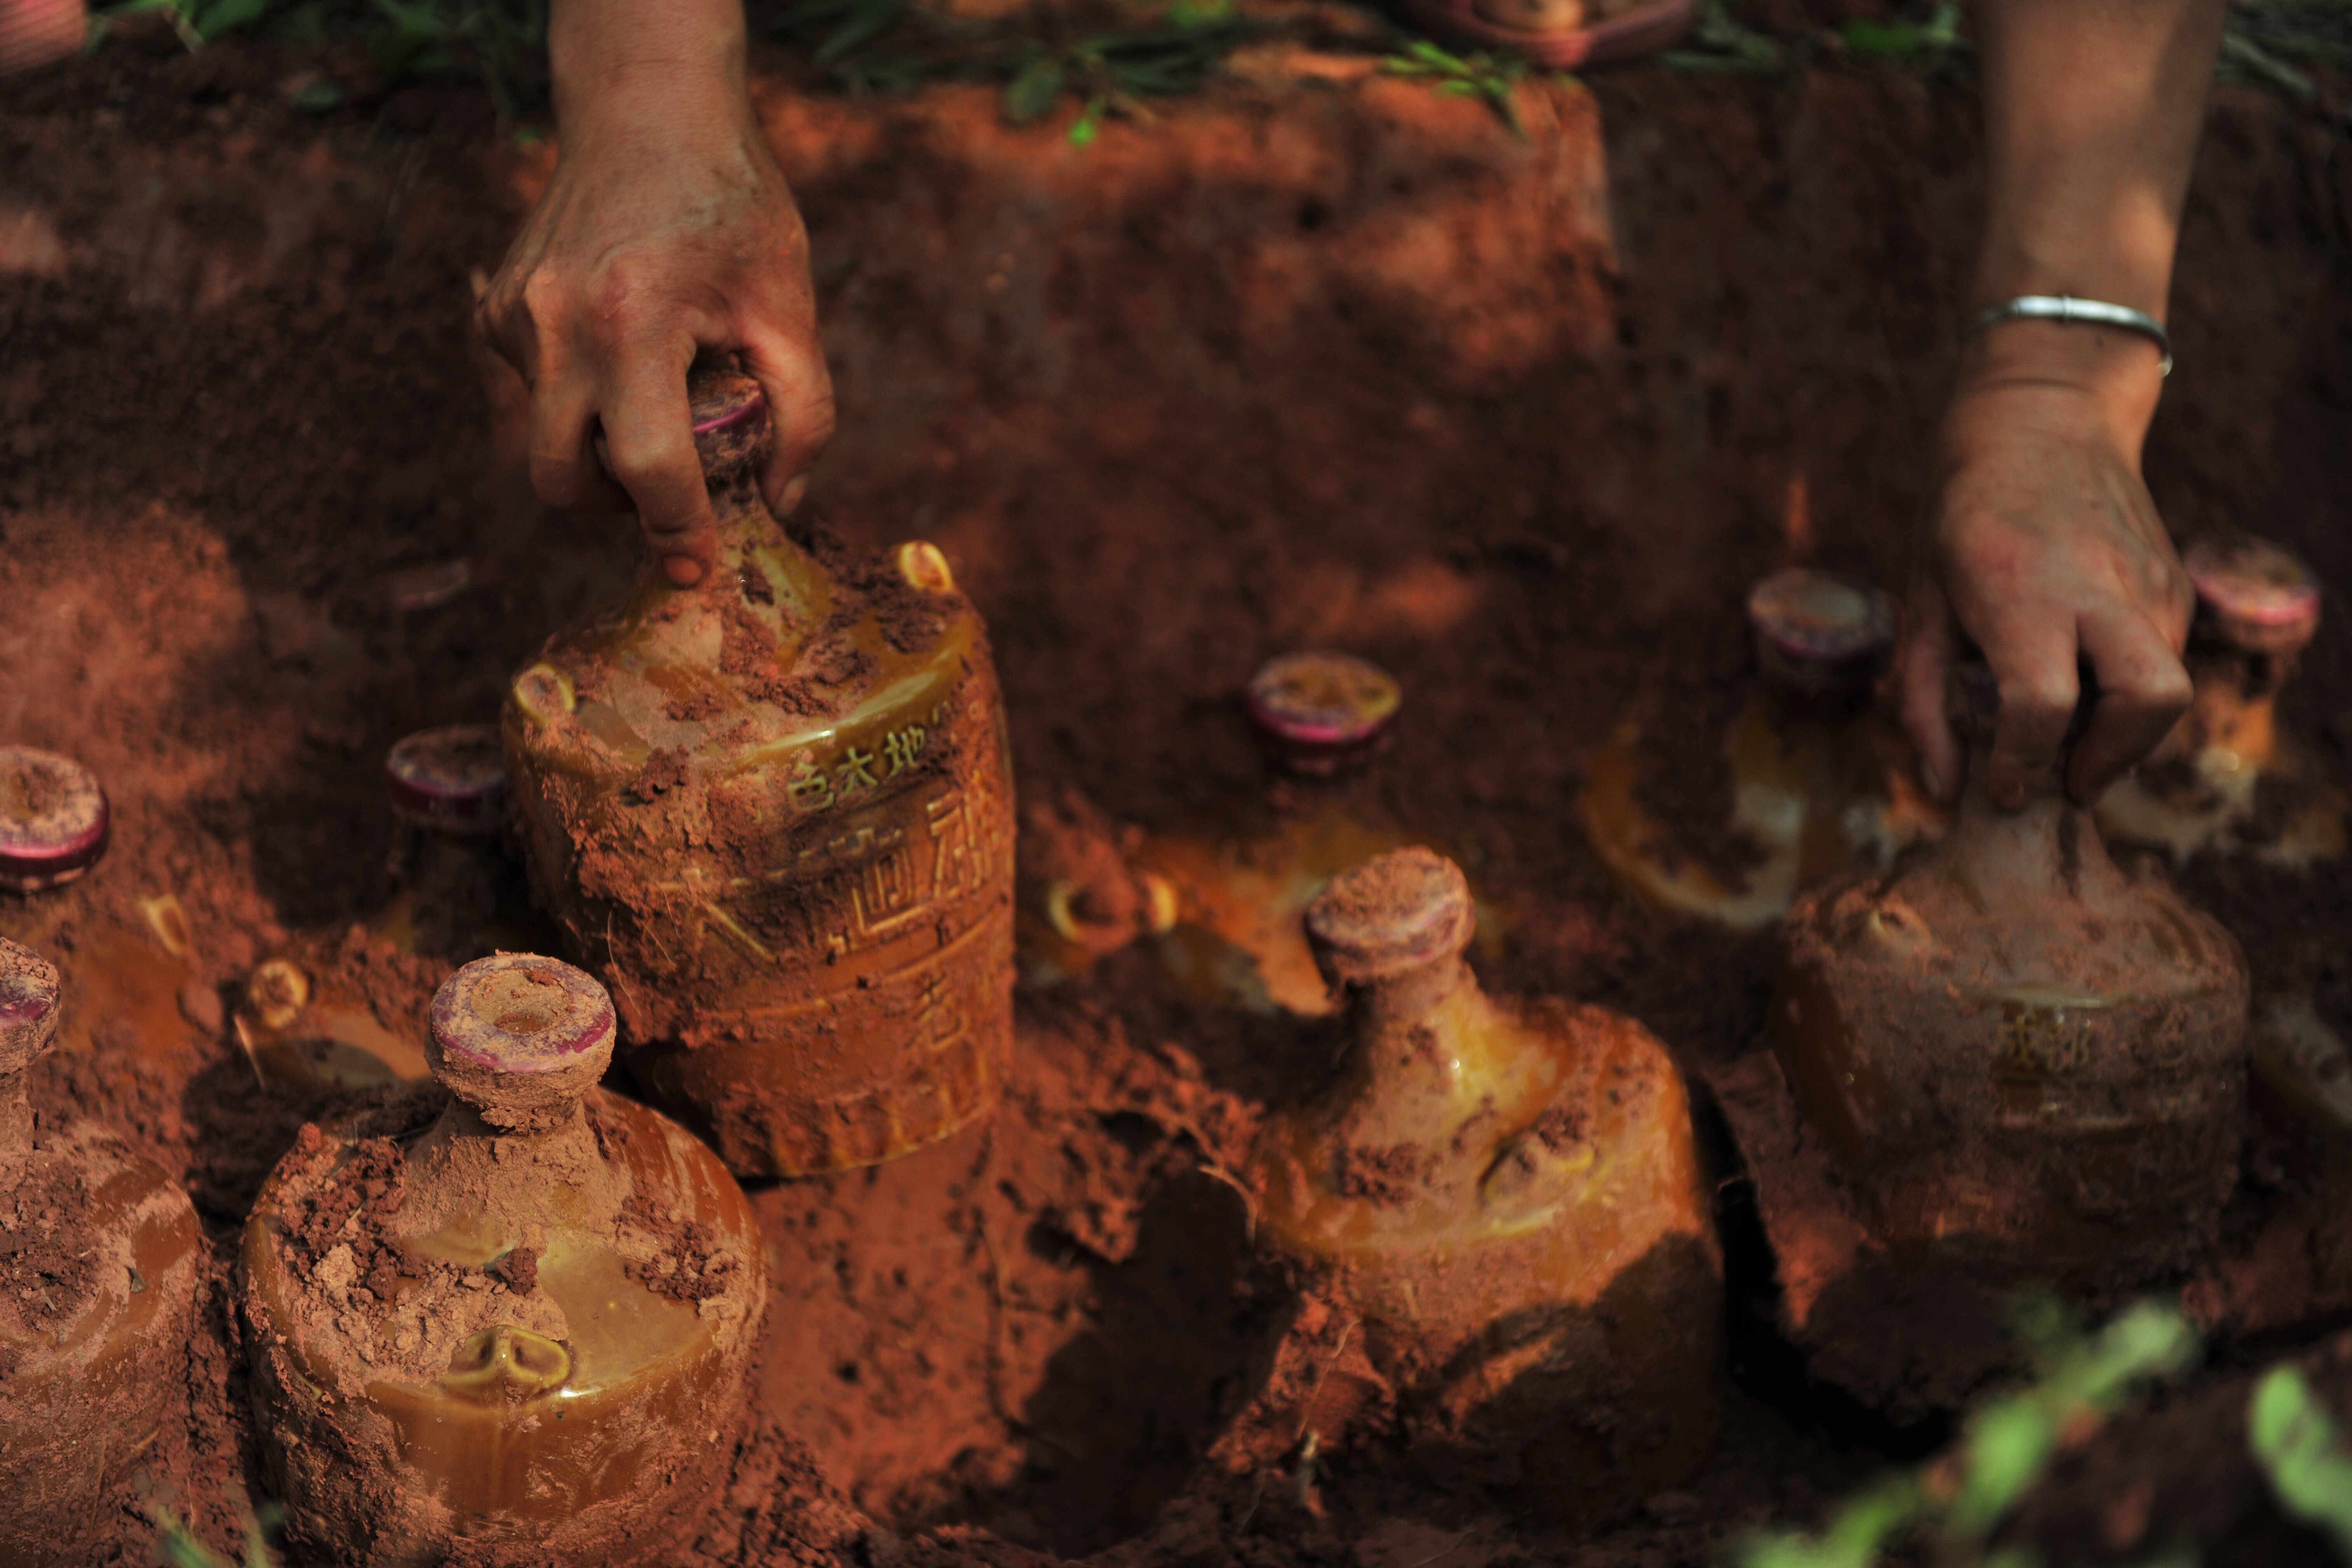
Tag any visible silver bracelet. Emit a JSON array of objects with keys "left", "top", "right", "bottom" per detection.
[{"left": 1968, "top": 294, "right": 2173, "bottom": 378}]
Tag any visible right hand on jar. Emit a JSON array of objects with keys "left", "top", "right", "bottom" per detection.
[
  {"left": 475, "top": 40, "right": 832, "bottom": 588},
  {"left": 1897, "top": 323, "right": 2195, "bottom": 810}
]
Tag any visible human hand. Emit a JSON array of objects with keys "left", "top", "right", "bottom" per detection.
[
  {"left": 476, "top": 71, "right": 831, "bottom": 587},
  {"left": 1898, "top": 323, "right": 2193, "bottom": 809}
]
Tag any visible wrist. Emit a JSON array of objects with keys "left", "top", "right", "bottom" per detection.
[
  {"left": 1952, "top": 318, "right": 2165, "bottom": 455},
  {"left": 550, "top": 0, "right": 751, "bottom": 149}
]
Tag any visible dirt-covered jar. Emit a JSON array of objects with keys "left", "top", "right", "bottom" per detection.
[
  {"left": 1253, "top": 849, "right": 1720, "bottom": 1520},
  {"left": 0, "top": 937, "right": 201, "bottom": 1568},
  {"left": 1774, "top": 671, "right": 2249, "bottom": 1281},
  {"left": 503, "top": 362, "right": 1016, "bottom": 1178},
  {"left": 241, "top": 953, "right": 767, "bottom": 1566}
]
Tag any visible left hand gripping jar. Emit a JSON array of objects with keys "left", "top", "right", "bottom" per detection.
[{"left": 503, "top": 360, "right": 1017, "bottom": 1178}]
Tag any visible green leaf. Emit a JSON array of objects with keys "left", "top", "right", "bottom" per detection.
[
  {"left": 1068, "top": 94, "right": 1104, "bottom": 145},
  {"left": 1167, "top": 0, "right": 1232, "bottom": 28},
  {"left": 1003, "top": 56, "right": 1066, "bottom": 124},
  {"left": 1946, "top": 1395, "right": 2058, "bottom": 1540},
  {"left": 1739, "top": 1477, "right": 1919, "bottom": 1568},
  {"left": 1838, "top": 18, "right": 1927, "bottom": 56},
  {"left": 196, "top": 0, "right": 272, "bottom": 41},
  {"left": 2249, "top": 1365, "right": 2352, "bottom": 1559}
]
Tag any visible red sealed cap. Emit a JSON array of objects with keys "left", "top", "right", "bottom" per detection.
[
  {"left": 1304, "top": 847, "right": 1474, "bottom": 989},
  {"left": 0, "top": 747, "right": 110, "bottom": 894},
  {"left": 2186, "top": 536, "right": 2320, "bottom": 658},
  {"left": 1246, "top": 652, "right": 1403, "bottom": 777},
  {"left": 689, "top": 362, "right": 770, "bottom": 483},
  {"left": 427, "top": 953, "right": 615, "bottom": 1132},
  {"left": 385, "top": 724, "right": 506, "bottom": 836},
  {"left": 1747, "top": 568, "right": 1896, "bottom": 704}
]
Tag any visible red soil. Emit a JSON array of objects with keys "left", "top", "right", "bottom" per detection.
[{"left": 4, "top": 9, "right": 2352, "bottom": 1564}]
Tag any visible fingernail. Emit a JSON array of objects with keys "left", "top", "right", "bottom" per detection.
[
  {"left": 1920, "top": 762, "right": 1943, "bottom": 802},
  {"left": 779, "top": 475, "right": 809, "bottom": 515},
  {"left": 664, "top": 555, "right": 706, "bottom": 588}
]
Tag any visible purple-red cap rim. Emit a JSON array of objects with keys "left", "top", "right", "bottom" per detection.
[
  {"left": 0, "top": 747, "right": 110, "bottom": 885},
  {"left": 1305, "top": 847, "right": 1474, "bottom": 978},
  {"left": 429, "top": 954, "right": 614, "bottom": 1076},
  {"left": 385, "top": 724, "right": 506, "bottom": 824},
  {"left": 2185, "top": 537, "right": 2320, "bottom": 632},
  {"left": 1247, "top": 652, "right": 1404, "bottom": 749},
  {"left": 1746, "top": 568, "right": 1897, "bottom": 665}
]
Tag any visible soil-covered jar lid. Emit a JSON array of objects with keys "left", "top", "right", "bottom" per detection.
[
  {"left": 688, "top": 363, "right": 770, "bottom": 484},
  {"left": 1304, "top": 846, "right": 1475, "bottom": 989},
  {"left": 1246, "top": 651, "right": 1404, "bottom": 777},
  {"left": 0, "top": 747, "right": 110, "bottom": 894},
  {"left": 386, "top": 724, "right": 508, "bottom": 836},
  {"left": 1746, "top": 567, "right": 1897, "bottom": 706},
  {"left": 426, "top": 952, "right": 616, "bottom": 1133},
  {"left": 2185, "top": 536, "right": 2321, "bottom": 658}
]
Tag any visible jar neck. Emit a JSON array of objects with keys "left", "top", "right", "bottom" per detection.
[
  {"left": 1328, "top": 956, "right": 1507, "bottom": 1153},
  {"left": 401, "top": 1097, "right": 608, "bottom": 1248},
  {"left": 2186, "top": 649, "right": 2284, "bottom": 771},
  {"left": 1946, "top": 751, "right": 2124, "bottom": 900},
  {"left": 0, "top": 1073, "right": 29, "bottom": 1161}
]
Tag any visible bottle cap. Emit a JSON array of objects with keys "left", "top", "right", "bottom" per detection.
[
  {"left": 1246, "top": 652, "right": 1403, "bottom": 777},
  {"left": 1304, "top": 847, "right": 1474, "bottom": 989},
  {"left": 0, "top": 747, "right": 110, "bottom": 894},
  {"left": 2185, "top": 537, "right": 2320, "bottom": 658},
  {"left": 689, "top": 361, "right": 770, "bottom": 485},
  {"left": 1746, "top": 568, "right": 1897, "bottom": 704},
  {"left": 426, "top": 954, "right": 616, "bottom": 1133},
  {"left": 0, "top": 938, "right": 61, "bottom": 1078},
  {"left": 385, "top": 724, "right": 508, "bottom": 836}
]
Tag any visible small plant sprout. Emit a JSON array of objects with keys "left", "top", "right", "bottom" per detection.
[
  {"left": 1741, "top": 1299, "right": 2202, "bottom": 1568},
  {"left": 1837, "top": 0, "right": 1961, "bottom": 59},
  {"left": 1660, "top": 0, "right": 1784, "bottom": 73},
  {"left": 2248, "top": 1365, "right": 2352, "bottom": 1561},
  {"left": 1380, "top": 40, "right": 1534, "bottom": 137},
  {"left": 151, "top": 1505, "right": 282, "bottom": 1568}
]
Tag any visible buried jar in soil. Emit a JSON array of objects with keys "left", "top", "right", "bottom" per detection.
[
  {"left": 1580, "top": 567, "right": 1944, "bottom": 930},
  {"left": 0, "top": 747, "right": 208, "bottom": 1069},
  {"left": 504, "top": 361, "right": 1015, "bottom": 1178},
  {"left": 1773, "top": 672, "right": 2250, "bottom": 1281},
  {"left": 241, "top": 953, "right": 767, "bottom": 1567},
  {"left": 234, "top": 724, "right": 556, "bottom": 1091},
  {"left": 1051, "top": 651, "right": 1498, "bottom": 1018},
  {"left": 1253, "top": 849, "right": 1720, "bottom": 1519},
  {"left": 0, "top": 938, "right": 201, "bottom": 1568},
  {"left": 2095, "top": 536, "right": 2345, "bottom": 866}
]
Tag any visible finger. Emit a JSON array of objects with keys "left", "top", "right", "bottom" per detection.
[
  {"left": 475, "top": 271, "right": 546, "bottom": 391},
  {"left": 740, "top": 326, "right": 835, "bottom": 516},
  {"left": 601, "top": 333, "right": 717, "bottom": 585},
  {"left": 2066, "top": 603, "right": 2195, "bottom": 803},
  {"left": 1897, "top": 579, "right": 1963, "bottom": 804},
  {"left": 526, "top": 366, "right": 627, "bottom": 515},
  {"left": 1973, "top": 606, "right": 2082, "bottom": 810}
]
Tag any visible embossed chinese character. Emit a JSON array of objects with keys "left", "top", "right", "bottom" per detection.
[
  {"left": 787, "top": 764, "right": 835, "bottom": 813},
  {"left": 835, "top": 747, "right": 879, "bottom": 794},
  {"left": 883, "top": 724, "right": 928, "bottom": 777}
]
